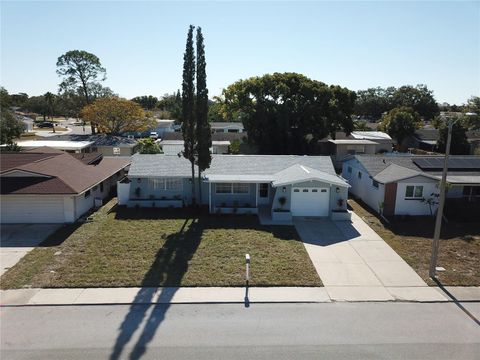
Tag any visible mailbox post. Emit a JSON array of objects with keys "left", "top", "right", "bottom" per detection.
[{"left": 245, "top": 254, "right": 250, "bottom": 285}]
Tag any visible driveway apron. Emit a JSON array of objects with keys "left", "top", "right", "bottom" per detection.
[{"left": 294, "top": 213, "right": 429, "bottom": 301}]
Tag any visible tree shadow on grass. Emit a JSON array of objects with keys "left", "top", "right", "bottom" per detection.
[{"left": 109, "top": 216, "right": 203, "bottom": 360}]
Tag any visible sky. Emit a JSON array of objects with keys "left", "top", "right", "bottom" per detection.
[{"left": 1, "top": 1, "right": 479, "bottom": 104}]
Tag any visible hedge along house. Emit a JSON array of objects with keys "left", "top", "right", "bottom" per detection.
[
  {"left": 342, "top": 154, "right": 480, "bottom": 219},
  {"left": 118, "top": 154, "right": 351, "bottom": 223}
]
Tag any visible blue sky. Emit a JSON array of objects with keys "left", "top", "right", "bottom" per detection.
[{"left": 1, "top": 1, "right": 479, "bottom": 104}]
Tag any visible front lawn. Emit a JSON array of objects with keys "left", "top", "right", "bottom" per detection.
[
  {"left": 348, "top": 198, "right": 480, "bottom": 286},
  {"left": 1, "top": 199, "right": 321, "bottom": 289}
]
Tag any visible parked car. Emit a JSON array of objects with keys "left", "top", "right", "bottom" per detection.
[
  {"left": 37, "top": 122, "right": 54, "bottom": 128},
  {"left": 149, "top": 131, "right": 159, "bottom": 139}
]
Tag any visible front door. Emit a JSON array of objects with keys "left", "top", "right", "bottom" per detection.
[{"left": 258, "top": 183, "right": 270, "bottom": 205}]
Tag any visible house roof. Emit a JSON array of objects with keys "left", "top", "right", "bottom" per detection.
[
  {"left": 129, "top": 154, "right": 338, "bottom": 182},
  {"left": 350, "top": 131, "right": 392, "bottom": 141},
  {"left": 271, "top": 164, "right": 349, "bottom": 187},
  {"left": 162, "top": 131, "right": 246, "bottom": 142},
  {"left": 328, "top": 139, "right": 378, "bottom": 145},
  {"left": 210, "top": 122, "right": 244, "bottom": 129},
  {"left": 347, "top": 154, "right": 480, "bottom": 184},
  {"left": 1, "top": 149, "right": 130, "bottom": 194},
  {"left": 160, "top": 140, "right": 230, "bottom": 146},
  {"left": 47, "top": 134, "right": 138, "bottom": 147},
  {"left": 414, "top": 129, "right": 439, "bottom": 141},
  {"left": 12, "top": 140, "right": 94, "bottom": 150}
]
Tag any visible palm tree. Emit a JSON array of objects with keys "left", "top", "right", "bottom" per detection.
[{"left": 44, "top": 92, "right": 56, "bottom": 133}]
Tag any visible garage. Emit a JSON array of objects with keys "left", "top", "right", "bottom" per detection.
[
  {"left": 0, "top": 196, "right": 66, "bottom": 223},
  {"left": 291, "top": 187, "right": 330, "bottom": 217}
]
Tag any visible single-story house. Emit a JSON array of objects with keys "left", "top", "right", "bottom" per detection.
[
  {"left": 154, "top": 119, "right": 176, "bottom": 137},
  {"left": 319, "top": 131, "right": 393, "bottom": 170},
  {"left": 48, "top": 134, "right": 138, "bottom": 156},
  {"left": 160, "top": 140, "right": 230, "bottom": 155},
  {"left": 8, "top": 140, "right": 94, "bottom": 153},
  {"left": 0, "top": 147, "right": 130, "bottom": 223},
  {"left": 118, "top": 154, "right": 350, "bottom": 222},
  {"left": 342, "top": 154, "right": 480, "bottom": 217},
  {"left": 403, "top": 129, "right": 439, "bottom": 152},
  {"left": 211, "top": 122, "right": 245, "bottom": 133},
  {"left": 162, "top": 131, "right": 247, "bottom": 143}
]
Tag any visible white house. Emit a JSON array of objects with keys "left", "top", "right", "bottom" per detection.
[
  {"left": 160, "top": 140, "right": 231, "bottom": 155},
  {"left": 342, "top": 154, "right": 480, "bottom": 217},
  {"left": 7, "top": 140, "right": 94, "bottom": 153},
  {"left": 210, "top": 122, "right": 244, "bottom": 133}
]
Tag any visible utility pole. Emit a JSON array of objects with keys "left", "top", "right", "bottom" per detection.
[{"left": 429, "top": 119, "right": 453, "bottom": 278}]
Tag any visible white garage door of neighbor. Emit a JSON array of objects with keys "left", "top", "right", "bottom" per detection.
[
  {"left": 1, "top": 196, "right": 65, "bottom": 223},
  {"left": 291, "top": 187, "right": 329, "bottom": 217}
]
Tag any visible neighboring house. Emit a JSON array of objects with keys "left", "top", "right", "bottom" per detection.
[
  {"left": 210, "top": 122, "right": 245, "bottom": 133},
  {"left": 403, "top": 129, "right": 439, "bottom": 152},
  {"left": 118, "top": 154, "right": 350, "bottom": 222},
  {"left": 342, "top": 154, "right": 480, "bottom": 217},
  {"left": 49, "top": 134, "right": 138, "bottom": 156},
  {"left": 0, "top": 147, "right": 130, "bottom": 223},
  {"left": 319, "top": 131, "right": 393, "bottom": 170},
  {"left": 8, "top": 140, "right": 94, "bottom": 153},
  {"left": 160, "top": 140, "right": 230, "bottom": 155}
]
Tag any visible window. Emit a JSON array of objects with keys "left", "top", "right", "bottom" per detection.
[
  {"left": 302, "top": 189, "right": 309, "bottom": 192},
  {"left": 165, "top": 178, "right": 182, "bottom": 191},
  {"left": 358, "top": 171, "right": 362, "bottom": 179},
  {"left": 293, "top": 188, "right": 300, "bottom": 192},
  {"left": 149, "top": 179, "right": 164, "bottom": 190},
  {"left": 233, "top": 183, "right": 249, "bottom": 194},
  {"left": 321, "top": 189, "right": 327, "bottom": 193},
  {"left": 216, "top": 183, "right": 231, "bottom": 194},
  {"left": 259, "top": 183, "right": 269, "bottom": 198},
  {"left": 113, "top": 147, "right": 121, "bottom": 155},
  {"left": 84, "top": 190, "right": 91, "bottom": 198},
  {"left": 312, "top": 189, "right": 318, "bottom": 193},
  {"left": 405, "top": 185, "right": 423, "bottom": 199},
  {"left": 93, "top": 185, "right": 98, "bottom": 191},
  {"left": 372, "top": 180, "right": 379, "bottom": 188},
  {"left": 348, "top": 166, "right": 352, "bottom": 174}
]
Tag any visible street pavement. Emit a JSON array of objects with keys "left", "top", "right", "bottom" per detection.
[{"left": 1, "top": 302, "right": 479, "bottom": 360}]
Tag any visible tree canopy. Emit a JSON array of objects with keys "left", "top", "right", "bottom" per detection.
[
  {"left": 437, "top": 121, "right": 470, "bottom": 155},
  {"left": 81, "top": 97, "right": 153, "bottom": 135},
  {"left": 138, "top": 138, "right": 162, "bottom": 154},
  {"left": 222, "top": 72, "right": 356, "bottom": 154},
  {"left": 379, "top": 106, "right": 421, "bottom": 150},
  {"left": 1, "top": 89, "right": 25, "bottom": 149},
  {"left": 132, "top": 95, "right": 158, "bottom": 110}
]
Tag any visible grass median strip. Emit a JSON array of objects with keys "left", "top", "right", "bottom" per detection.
[{"left": 1, "top": 200, "right": 321, "bottom": 289}]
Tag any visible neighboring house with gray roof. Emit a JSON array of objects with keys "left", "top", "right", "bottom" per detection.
[
  {"left": 48, "top": 134, "right": 138, "bottom": 156},
  {"left": 118, "top": 154, "right": 351, "bottom": 222},
  {"left": 342, "top": 154, "right": 480, "bottom": 217}
]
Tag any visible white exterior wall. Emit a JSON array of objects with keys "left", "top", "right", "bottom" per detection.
[
  {"left": 342, "top": 159, "right": 385, "bottom": 213},
  {"left": 394, "top": 176, "right": 439, "bottom": 216},
  {"left": 63, "top": 196, "right": 76, "bottom": 223},
  {"left": 74, "top": 192, "right": 95, "bottom": 219},
  {"left": 117, "top": 182, "right": 131, "bottom": 205}
]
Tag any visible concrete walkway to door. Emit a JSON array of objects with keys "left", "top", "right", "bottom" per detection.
[{"left": 294, "top": 213, "right": 447, "bottom": 302}]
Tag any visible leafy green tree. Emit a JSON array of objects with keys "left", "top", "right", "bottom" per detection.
[
  {"left": 56, "top": 50, "right": 107, "bottom": 133},
  {"left": 1, "top": 110, "right": 25, "bottom": 149},
  {"left": 392, "top": 85, "right": 439, "bottom": 120},
  {"left": 138, "top": 138, "right": 162, "bottom": 154},
  {"left": 437, "top": 121, "right": 470, "bottom": 155},
  {"left": 132, "top": 95, "right": 158, "bottom": 110},
  {"left": 222, "top": 72, "right": 356, "bottom": 154},
  {"left": 380, "top": 106, "right": 421, "bottom": 151},
  {"left": 208, "top": 98, "right": 225, "bottom": 122},
  {"left": 353, "top": 119, "right": 370, "bottom": 131},
  {"left": 182, "top": 25, "right": 197, "bottom": 204},
  {"left": 10, "top": 93, "right": 29, "bottom": 108},
  {"left": 157, "top": 91, "right": 182, "bottom": 119},
  {"left": 23, "top": 96, "right": 49, "bottom": 121},
  {"left": 0, "top": 87, "right": 11, "bottom": 109},
  {"left": 229, "top": 139, "right": 241, "bottom": 154},
  {"left": 195, "top": 27, "right": 212, "bottom": 205},
  {"left": 354, "top": 87, "right": 395, "bottom": 120},
  {"left": 466, "top": 96, "right": 480, "bottom": 113}
]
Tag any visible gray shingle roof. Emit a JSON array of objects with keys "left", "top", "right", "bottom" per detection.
[{"left": 129, "top": 154, "right": 337, "bottom": 178}]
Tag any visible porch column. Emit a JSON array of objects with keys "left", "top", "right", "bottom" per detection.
[
  {"left": 255, "top": 183, "right": 258, "bottom": 208},
  {"left": 209, "top": 182, "right": 212, "bottom": 213}
]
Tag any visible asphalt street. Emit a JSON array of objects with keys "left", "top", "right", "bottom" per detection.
[{"left": 1, "top": 302, "right": 479, "bottom": 360}]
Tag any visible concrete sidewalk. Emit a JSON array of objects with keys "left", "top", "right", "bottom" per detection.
[{"left": 2, "top": 286, "right": 478, "bottom": 306}]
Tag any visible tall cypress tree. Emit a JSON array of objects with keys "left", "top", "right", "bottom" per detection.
[
  {"left": 182, "top": 25, "right": 196, "bottom": 204},
  {"left": 195, "top": 27, "right": 212, "bottom": 206}
]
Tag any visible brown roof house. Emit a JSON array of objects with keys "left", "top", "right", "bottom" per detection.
[{"left": 0, "top": 147, "right": 130, "bottom": 223}]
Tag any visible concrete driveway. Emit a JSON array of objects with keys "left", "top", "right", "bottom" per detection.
[
  {"left": 0, "top": 224, "right": 61, "bottom": 276},
  {"left": 294, "top": 214, "right": 445, "bottom": 301}
]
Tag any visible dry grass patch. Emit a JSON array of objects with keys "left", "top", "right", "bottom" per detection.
[
  {"left": 1, "top": 200, "right": 321, "bottom": 288},
  {"left": 349, "top": 198, "right": 480, "bottom": 286}
]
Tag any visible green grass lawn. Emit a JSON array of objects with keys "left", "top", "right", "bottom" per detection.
[
  {"left": 349, "top": 198, "right": 480, "bottom": 286},
  {"left": 1, "top": 199, "right": 321, "bottom": 289}
]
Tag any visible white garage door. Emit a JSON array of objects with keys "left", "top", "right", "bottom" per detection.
[
  {"left": 0, "top": 196, "right": 65, "bottom": 223},
  {"left": 291, "top": 187, "right": 330, "bottom": 217}
]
